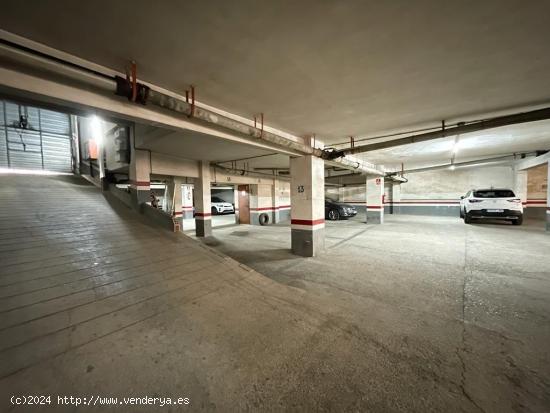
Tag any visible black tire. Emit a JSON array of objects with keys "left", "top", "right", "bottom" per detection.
[
  {"left": 459, "top": 208, "right": 464, "bottom": 219},
  {"left": 328, "top": 209, "right": 340, "bottom": 221},
  {"left": 512, "top": 216, "right": 523, "bottom": 226},
  {"left": 211, "top": 206, "right": 217, "bottom": 215},
  {"left": 258, "top": 213, "right": 269, "bottom": 226},
  {"left": 464, "top": 212, "right": 472, "bottom": 224}
]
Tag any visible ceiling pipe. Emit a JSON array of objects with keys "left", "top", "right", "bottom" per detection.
[
  {"left": 0, "top": 38, "right": 384, "bottom": 175},
  {"left": 326, "top": 107, "right": 550, "bottom": 158}
]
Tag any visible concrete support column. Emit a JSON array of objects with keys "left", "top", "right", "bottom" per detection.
[
  {"left": 182, "top": 184, "right": 194, "bottom": 219},
  {"left": 290, "top": 155, "right": 325, "bottom": 256},
  {"left": 165, "top": 178, "right": 183, "bottom": 230},
  {"left": 546, "top": 161, "right": 550, "bottom": 231},
  {"left": 129, "top": 146, "right": 151, "bottom": 206},
  {"left": 366, "top": 176, "right": 384, "bottom": 224},
  {"left": 194, "top": 161, "right": 212, "bottom": 237}
]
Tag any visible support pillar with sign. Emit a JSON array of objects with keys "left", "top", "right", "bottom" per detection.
[
  {"left": 290, "top": 155, "right": 325, "bottom": 256},
  {"left": 165, "top": 178, "right": 183, "bottom": 230},
  {"left": 366, "top": 176, "right": 384, "bottom": 224},
  {"left": 182, "top": 184, "right": 194, "bottom": 219},
  {"left": 129, "top": 144, "right": 151, "bottom": 206}
]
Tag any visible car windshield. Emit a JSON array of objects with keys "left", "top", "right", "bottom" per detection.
[
  {"left": 211, "top": 197, "right": 224, "bottom": 203},
  {"left": 473, "top": 190, "right": 515, "bottom": 198},
  {"left": 325, "top": 198, "right": 337, "bottom": 203}
]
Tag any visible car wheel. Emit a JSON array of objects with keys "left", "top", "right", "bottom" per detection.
[
  {"left": 512, "top": 216, "right": 523, "bottom": 226},
  {"left": 211, "top": 206, "right": 217, "bottom": 215},
  {"left": 459, "top": 207, "right": 464, "bottom": 218},
  {"left": 328, "top": 209, "right": 340, "bottom": 221},
  {"left": 464, "top": 212, "right": 472, "bottom": 224}
]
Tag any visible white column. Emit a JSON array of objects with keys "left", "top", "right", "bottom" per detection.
[
  {"left": 182, "top": 184, "right": 194, "bottom": 219},
  {"left": 194, "top": 161, "right": 212, "bottom": 237},
  {"left": 366, "top": 176, "right": 384, "bottom": 224},
  {"left": 290, "top": 155, "right": 325, "bottom": 256}
]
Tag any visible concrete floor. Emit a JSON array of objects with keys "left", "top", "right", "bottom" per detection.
[
  {"left": 1, "top": 175, "right": 549, "bottom": 412},
  {"left": 202, "top": 215, "right": 550, "bottom": 412}
]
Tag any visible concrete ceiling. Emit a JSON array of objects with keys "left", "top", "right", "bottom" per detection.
[
  {"left": 2, "top": 0, "right": 550, "bottom": 145},
  {"left": 354, "top": 120, "right": 550, "bottom": 168}
]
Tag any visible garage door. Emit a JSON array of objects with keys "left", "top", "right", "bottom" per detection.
[{"left": 0, "top": 100, "right": 73, "bottom": 172}]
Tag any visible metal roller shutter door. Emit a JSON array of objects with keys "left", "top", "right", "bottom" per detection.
[{"left": 0, "top": 100, "right": 72, "bottom": 172}]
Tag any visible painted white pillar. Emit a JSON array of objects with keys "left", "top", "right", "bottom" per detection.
[
  {"left": 129, "top": 145, "right": 151, "bottom": 205},
  {"left": 290, "top": 155, "right": 325, "bottom": 256},
  {"left": 366, "top": 176, "right": 384, "bottom": 224},
  {"left": 194, "top": 161, "right": 212, "bottom": 237},
  {"left": 182, "top": 184, "right": 194, "bottom": 219}
]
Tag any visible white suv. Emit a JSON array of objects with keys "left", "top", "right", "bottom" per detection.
[
  {"left": 460, "top": 188, "right": 523, "bottom": 225},
  {"left": 211, "top": 197, "right": 235, "bottom": 215}
]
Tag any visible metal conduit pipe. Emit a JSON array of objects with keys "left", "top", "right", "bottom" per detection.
[
  {"left": 324, "top": 158, "right": 384, "bottom": 176},
  {"left": 0, "top": 39, "right": 386, "bottom": 174}
]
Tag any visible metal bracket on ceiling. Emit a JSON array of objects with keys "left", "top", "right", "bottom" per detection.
[
  {"left": 115, "top": 60, "right": 149, "bottom": 104},
  {"left": 185, "top": 86, "right": 196, "bottom": 118},
  {"left": 254, "top": 113, "right": 264, "bottom": 138}
]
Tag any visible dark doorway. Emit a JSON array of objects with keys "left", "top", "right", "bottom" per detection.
[{"left": 238, "top": 185, "right": 250, "bottom": 224}]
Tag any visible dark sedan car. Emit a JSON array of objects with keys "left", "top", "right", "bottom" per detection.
[{"left": 325, "top": 199, "right": 358, "bottom": 220}]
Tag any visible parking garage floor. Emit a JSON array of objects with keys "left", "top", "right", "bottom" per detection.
[
  {"left": 1, "top": 175, "right": 549, "bottom": 412},
  {"left": 202, "top": 216, "right": 550, "bottom": 412}
]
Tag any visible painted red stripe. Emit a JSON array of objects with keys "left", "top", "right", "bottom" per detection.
[
  {"left": 291, "top": 218, "right": 325, "bottom": 226},
  {"left": 195, "top": 212, "right": 212, "bottom": 217},
  {"left": 525, "top": 200, "right": 547, "bottom": 205},
  {"left": 173, "top": 212, "right": 183, "bottom": 216},
  {"left": 366, "top": 205, "right": 383, "bottom": 209}
]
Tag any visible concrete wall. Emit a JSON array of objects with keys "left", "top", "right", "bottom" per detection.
[
  {"left": 325, "top": 165, "right": 524, "bottom": 217},
  {"left": 396, "top": 165, "right": 515, "bottom": 216},
  {"left": 250, "top": 184, "right": 274, "bottom": 225}
]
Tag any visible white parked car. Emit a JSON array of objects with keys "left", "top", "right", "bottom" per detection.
[
  {"left": 211, "top": 197, "right": 234, "bottom": 215},
  {"left": 460, "top": 188, "right": 523, "bottom": 225}
]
